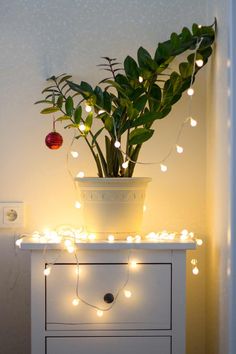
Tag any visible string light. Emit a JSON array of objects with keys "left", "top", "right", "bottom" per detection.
[
  {"left": 176, "top": 145, "right": 184, "bottom": 154},
  {"left": 124, "top": 289, "right": 132, "bottom": 298},
  {"left": 130, "top": 260, "right": 138, "bottom": 269},
  {"left": 15, "top": 239, "right": 22, "bottom": 247},
  {"left": 88, "top": 233, "right": 96, "bottom": 241},
  {"left": 97, "top": 310, "right": 104, "bottom": 317},
  {"left": 72, "top": 298, "right": 80, "bottom": 306},
  {"left": 143, "top": 205, "right": 147, "bottom": 212},
  {"left": 135, "top": 235, "right": 141, "bottom": 242},
  {"left": 79, "top": 123, "right": 86, "bottom": 132},
  {"left": 75, "top": 201, "right": 81, "bottom": 209},
  {"left": 67, "top": 245, "right": 75, "bottom": 253},
  {"left": 44, "top": 267, "right": 51, "bottom": 276},
  {"left": 70, "top": 151, "right": 79, "bottom": 158},
  {"left": 64, "top": 239, "right": 72, "bottom": 247},
  {"left": 196, "top": 238, "right": 203, "bottom": 246},
  {"left": 114, "top": 140, "right": 121, "bottom": 148},
  {"left": 160, "top": 164, "right": 167, "bottom": 172},
  {"left": 85, "top": 104, "right": 92, "bottom": 113},
  {"left": 138, "top": 76, "right": 144, "bottom": 83},
  {"left": 122, "top": 161, "right": 129, "bottom": 169},
  {"left": 190, "top": 117, "right": 198, "bottom": 127},
  {"left": 126, "top": 236, "right": 133, "bottom": 243},
  {"left": 76, "top": 171, "right": 85, "bottom": 178},
  {"left": 192, "top": 266, "right": 199, "bottom": 275},
  {"left": 187, "top": 87, "right": 194, "bottom": 96},
  {"left": 107, "top": 234, "right": 115, "bottom": 242},
  {"left": 196, "top": 59, "right": 204, "bottom": 67}
]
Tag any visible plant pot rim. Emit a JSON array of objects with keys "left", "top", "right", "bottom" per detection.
[{"left": 75, "top": 176, "right": 152, "bottom": 184}]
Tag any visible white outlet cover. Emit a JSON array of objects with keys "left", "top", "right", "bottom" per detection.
[{"left": 0, "top": 202, "right": 24, "bottom": 228}]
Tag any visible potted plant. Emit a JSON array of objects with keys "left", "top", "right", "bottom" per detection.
[{"left": 36, "top": 22, "right": 215, "bottom": 239}]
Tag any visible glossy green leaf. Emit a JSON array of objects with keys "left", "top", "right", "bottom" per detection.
[
  {"left": 65, "top": 96, "right": 74, "bottom": 116},
  {"left": 74, "top": 106, "right": 82, "bottom": 124},
  {"left": 129, "top": 128, "right": 154, "bottom": 145},
  {"left": 40, "top": 107, "right": 60, "bottom": 114},
  {"left": 124, "top": 56, "right": 139, "bottom": 79}
]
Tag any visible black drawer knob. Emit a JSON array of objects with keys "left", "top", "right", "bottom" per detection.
[{"left": 104, "top": 293, "right": 114, "bottom": 303}]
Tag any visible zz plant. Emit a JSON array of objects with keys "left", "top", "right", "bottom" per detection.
[{"left": 36, "top": 22, "right": 215, "bottom": 178}]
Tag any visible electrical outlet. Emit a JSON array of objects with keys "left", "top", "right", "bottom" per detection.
[{"left": 0, "top": 202, "right": 24, "bottom": 228}]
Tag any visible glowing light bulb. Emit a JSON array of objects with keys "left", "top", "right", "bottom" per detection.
[
  {"left": 122, "top": 161, "right": 129, "bottom": 169},
  {"left": 75, "top": 201, "right": 81, "bottom": 209},
  {"left": 72, "top": 298, "right": 80, "bottom": 306},
  {"left": 196, "top": 238, "right": 203, "bottom": 246},
  {"left": 198, "top": 24, "right": 202, "bottom": 28},
  {"left": 67, "top": 245, "right": 75, "bottom": 253},
  {"left": 79, "top": 124, "right": 86, "bottom": 132},
  {"left": 130, "top": 260, "right": 138, "bottom": 269},
  {"left": 88, "top": 233, "right": 96, "bottom": 241},
  {"left": 176, "top": 145, "right": 184, "bottom": 154},
  {"left": 108, "top": 234, "right": 115, "bottom": 242},
  {"left": 192, "top": 266, "right": 199, "bottom": 275},
  {"left": 70, "top": 151, "right": 79, "bottom": 158},
  {"left": 85, "top": 104, "right": 92, "bottom": 112},
  {"left": 160, "top": 164, "right": 167, "bottom": 172},
  {"left": 124, "top": 290, "right": 132, "bottom": 298},
  {"left": 15, "top": 239, "right": 22, "bottom": 247},
  {"left": 138, "top": 76, "right": 143, "bottom": 83},
  {"left": 187, "top": 87, "right": 194, "bottom": 96},
  {"left": 77, "top": 171, "right": 85, "bottom": 178},
  {"left": 64, "top": 239, "right": 72, "bottom": 247},
  {"left": 135, "top": 235, "right": 141, "bottom": 242},
  {"left": 98, "top": 109, "right": 105, "bottom": 114},
  {"left": 44, "top": 267, "right": 51, "bottom": 276},
  {"left": 191, "top": 258, "right": 198, "bottom": 266},
  {"left": 181, "top": 229, "right": 188, "bottom": 236},
  {"left": 143, "top": 205, "right": 147, "bottom": 212},
  {"left": 114, "top": 140, "right": 121, "bottom": 148},
  {"left": 196, "top": 59, "right": 204, "bottom": 67},
  {"left": 97, "top": 310, "right": 103, "bottom": 317},
  {"left": 126, "top": 236, "right": 133, "bottom": 243},
  {"left": 190, "top": 117, "right": 197, "bottom": 127},
  {"left": 189, "top": 232, "right": 194, "bottom": 238}
]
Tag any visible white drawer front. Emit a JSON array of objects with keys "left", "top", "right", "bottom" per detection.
[
  {"left": 46, "top": 336, "right": 171, "bottom": 354},
  {"left": 46, "top": 263, "right": 171, "bottom": 330}
]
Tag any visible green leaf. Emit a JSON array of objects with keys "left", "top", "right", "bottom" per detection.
[
  {"left": 55, "top": 115, "right": 71, "bottom": 121},
  {"left": 74, "top": 106, "right": 82, "bottom": 124},
  {"left": 137, "top": 47, "right": 156, "bottom": 70},
  {"left": 131, "top": 111, "right": 162, "bottom": 127},
  {"left": 129, "top": 128, "right": 154, "bottom": 145},
  {"left": 133, "top": 94, "right": 148, "bottom": 112},
  {"left": 34, "top": 100, "right": 53, "bottom": 105},
  {"left": 57, "top": 95, "right": 63, "bottom": 109},
  {"left": 124, "top": 56, "right": 139, "bottom": 79},
  {"left": 40, "top": 107, "right": 60, "bottom": 114},
  {"left": 85, "top": 112, "right": 93, "bottom": 132},
  {"left": 58, "top": 75, "right": 72, "bottom": 85},
  {"left": 94, "top": 86, "right": 104, "bottom": 107},
  {"left": 104, "top": 115, "right": 113, "bottom": 132},
  {"left": 103, "top": 91, "right": 112, "bottom": 112},
  {"left": 92, "top": 127, "right": 104, "bottom": 145},
  {"left": 65, "top": 96, "right": 74, "bottom": 116}
]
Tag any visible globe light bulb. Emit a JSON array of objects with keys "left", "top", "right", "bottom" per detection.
[
  {"left": 44, "top": 267, "right": 51, "bottom": 276},
  {"left": 196, "top": 238, "right": 203, "bottom": 246},
  {"left": 126, "top": 236, "right": 133, "bottom": 243},
  {"left": 85, "top": 104, "right": 92, "bottom": 112},
  {"left": 79, "top": 124, "right": 86, "bottom": 132},
  {"left": 190, "top": 118, "right": 197, "bottom": 127},
  {"left": 72, "top": 298, "right": 80, "bottom": 306},
  {"left": 176, "top": 145, "right": 184, "bottom": 154},
  {"left": 196, "top": 59, "right": 204, "bottom": 67},
  {"left": 160, "top": 164, "right": 167, "bottom": 172},
  {"left": 70, "top": 151, "right": 79, "bottom": 158},
  {"left": 192, "top": 266, "right": 199, "bottom": 275},
  {"left": 108, "top": 234, "right": 115, "bottom": 242},
  {"left": 135, "top": 235, "right": 141, "bottom": 242},
  {"left": 130, "top": 260, "right": 138, "bottom": 269},
  {"left": 187, "top": 87, "right": 194, "bottom": 96},
  {"left": 97, "top": 310, "right": 103, "bottom": 317},
  {"left": 67, "top": 245, "right": 75, "bottom": 254},
  {"left": 114, "top": 140, "right": 121, "bottom": 148},
  {"left": 88, "top": 233, "right": 96, "bottom": 241},
  {"left": 75, "top": 201, "right": 81, "bottom": 209},
  {"left": 15, "top": 239, "right": 22, "bottom": 247},
  {"left": 122, "top": 161, "right": 129, "bottom": 169},
  {"left": 143, "top": 205, "right": 147, "bottom": 212},
  {"left": 124, "top": 290, "right": 132, "bottom": 298},
  {"left": 198, "top": 24, "right": 202, "bottom": 28},
  {"left": 138, "top": 76, "right": 144, "bottom": 83},
  {"left": 64, "top": 239, "right": 72, "bottom": 247},
  {"left": 77, "top": 171, "right": 85, "bottom": 178}
]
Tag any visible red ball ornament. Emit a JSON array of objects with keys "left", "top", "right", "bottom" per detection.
[{"left": 45, "top": 131, "right": 63, "bottom": 150}]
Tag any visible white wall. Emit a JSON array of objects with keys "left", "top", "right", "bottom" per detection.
[{"left": 0, "top": 1, "right": 209, "bottom": 353}]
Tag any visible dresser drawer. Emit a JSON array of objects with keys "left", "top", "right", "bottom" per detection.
[
  {"left": 46, "top": 336, "right": 171, "bottom": 354},
  {"left": 46, "top": 262, "right": 172, "bottom": 331}
]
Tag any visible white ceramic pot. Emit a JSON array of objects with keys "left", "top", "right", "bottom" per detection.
[{"left": 75, "top": 177, "right": 151, "bottom": 240}]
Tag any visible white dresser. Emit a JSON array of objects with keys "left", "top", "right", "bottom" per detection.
[{"left": 21, "top": 241, "right": 195, "bottom": 354}]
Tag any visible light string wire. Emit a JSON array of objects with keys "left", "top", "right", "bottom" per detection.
[{"left": 73, "top": 249, "right": 131, "bottom": 312}]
